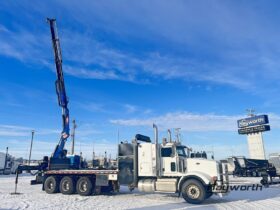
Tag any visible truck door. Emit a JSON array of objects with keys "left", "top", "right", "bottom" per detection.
[
  {"left": 161, "top": 147, "right": 178, "bottom": 176},
  {"left": 176, "top": 146, "right": 187, "bottom": 173}
]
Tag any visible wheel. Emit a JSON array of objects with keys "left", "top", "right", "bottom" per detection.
[
  {"left": 60, "top": 176, "right": 75, "bottom": 195},
  {"left": 260, "top": 177, "right": 269, "bottom": 187},
  {"left": 76, "top": 177, "right": 93, "bottom": 196},
  {"left": 44, "top": 176, "right": 59, "bottom": 194},
  {"left": 181, "top": 179, "right": 206, "bottom": 204}
]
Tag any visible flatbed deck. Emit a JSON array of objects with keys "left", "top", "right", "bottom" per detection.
[{"left": 45, "top": 169, "right": 118, "bottom": 175}]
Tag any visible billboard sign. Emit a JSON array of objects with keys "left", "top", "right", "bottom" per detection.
[
  {"left": 238, "top": 125, "right": 270, "bottom": 135},
  {"left": 237, "top": 115, "right": 269, "bottom": 128}
]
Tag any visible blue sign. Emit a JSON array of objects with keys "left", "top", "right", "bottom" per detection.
[
  {"left": 237, "top": 115, "right": 269, "bottom": 128},
  {"left": 238, "top": 125, "right": 270, "bottom": 135}
]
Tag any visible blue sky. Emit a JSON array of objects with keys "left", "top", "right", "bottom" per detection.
[{"left": 1, "top": 0, "right": 280, "bottom": 160}]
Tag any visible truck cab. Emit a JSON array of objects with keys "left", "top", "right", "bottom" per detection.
[
  {"left": 160, "top": 143, "right": 188, "bottom": 176},
  {"left": 118, "top": 125, "right": 229, "bottom": 204}
]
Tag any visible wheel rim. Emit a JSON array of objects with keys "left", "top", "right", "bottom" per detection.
[
  {"left": 62, "top": 180, "right": 70, "bottom": 191},
  {"left": 48, "top": 181, "right": 54, "bottom": 190},
  {"left": 187, "top": 184, "right": 200, "bottom": 199},
  {"left": 79, "top": 180, "right": 88, "bottom": 192}
]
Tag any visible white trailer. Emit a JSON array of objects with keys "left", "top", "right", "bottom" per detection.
[
  {"left": 269, "top": 153, "right": 280, "bottom": 176},
  {"left": 0, "top": 152, "right": 13, "bottom": 175},
  {"left": 0, "top": 152, "right": 6, "bottom": 174}
]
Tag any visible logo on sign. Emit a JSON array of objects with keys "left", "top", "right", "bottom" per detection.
[
  {"left": 237, "top": 115, "right": 269, "bottom": 128},
  {"left": 237, "top": 115, "right": 270, "bottom": 135},
  {"left": 238, "top": 118, "right": 265, "bottom": 128}
]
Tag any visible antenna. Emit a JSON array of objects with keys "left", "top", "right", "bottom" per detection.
[
  {"left": 71, "top": 119, "right": 77, "bottom": 155},
  {"left": 117, "top": 129, "right": 120, "bottom": 144},
  {"left": 246, "top": 108, "right": 255, "bottom": 117},
  {"left": 79, "top": 140, "right": 82, "bottom": 156},
  {"left": 92, "top": 142, "right": 95, "bottom": 159}
]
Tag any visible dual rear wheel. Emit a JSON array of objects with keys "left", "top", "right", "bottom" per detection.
[
  {"left": 60, "top": 176, "right": 75, "bottom": 194},
  {"left": 76, "top": 177, "right": 93, "bottom": 196}
]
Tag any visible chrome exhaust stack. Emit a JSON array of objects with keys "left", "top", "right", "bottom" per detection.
[
  {"left": 168, "top": 129, "right": 172, "bottom": 142},
  {"left": 153, "top": 124, "right": 161, "bottom": 178}
]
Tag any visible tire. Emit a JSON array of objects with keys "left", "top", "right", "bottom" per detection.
[
  {"left": 44, "top": 176, "right": 59, "bottom": 194},
  {"left": 76, "top": 177, "right": 93, "bottom": 196},
  {"left": 181, "top": 179, "right": 206, "bottom": 204},
  {"left": 60, "top": 176, "right": 75, "bottom": 195},
  {"left": 260, "top": 178, "right": 269, "bottom": 187}
]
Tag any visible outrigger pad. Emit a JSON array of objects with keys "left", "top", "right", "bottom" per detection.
[{"left": 10, "top": 192, "right": 22, "bottom": 195}]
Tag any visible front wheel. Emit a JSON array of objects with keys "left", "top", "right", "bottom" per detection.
[{"left": 181, "top": 179, "right": 206, "bottom": 204}]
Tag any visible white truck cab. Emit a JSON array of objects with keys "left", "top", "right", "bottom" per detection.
[{"left": 118, "top": 124, "right": 229, "bottom": 204}]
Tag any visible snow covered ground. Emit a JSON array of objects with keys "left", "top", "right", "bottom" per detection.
[{"left": 1, "top": 175, "right": 280, "bottom": 210}]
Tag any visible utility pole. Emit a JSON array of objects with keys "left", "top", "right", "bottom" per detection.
[
  {"left": 104, "top": 151, "right": 108, "bottom": 168},
  {"left": 28, "top": 130, "right": 35, "bottom": 165},
  {"left": 71, "top": 119, "right": 77, "bottom": 155},
  {"left": 4, "top": 147, "right": 8, "bottom": 172},
  {"left": 92, "top": 143, "right": 95, "bottom": 159}
]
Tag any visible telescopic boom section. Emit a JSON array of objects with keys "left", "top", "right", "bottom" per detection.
[{"left": 47, "top": 18, "right": 70, "bottom": 158}]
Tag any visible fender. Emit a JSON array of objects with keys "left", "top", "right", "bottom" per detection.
[{"left": 177, "top": 171, "right": 213, "bottom": 191}]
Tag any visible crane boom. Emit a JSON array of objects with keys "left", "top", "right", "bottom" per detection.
[{"left": 47, "top": 18, "right": 70, "bottom": 158}]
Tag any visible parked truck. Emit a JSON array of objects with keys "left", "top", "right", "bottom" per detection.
[
  {"left": 268, "top": 153, "right": 280, "bottom": 177},
  {"left": 0, "top": 152, "right": 7, "bottom": 174},
  {"left": 16, "top": 125, "right": 229, "bottom": 204},
  {"left": 222, "top": 156, "right": 277, "bottom": 186},
  {"left": 0, "top": 148, "right": 14, "bottom": 175},
  {"left": 117, "top": 125, "right": 229, "bottom": 204}
]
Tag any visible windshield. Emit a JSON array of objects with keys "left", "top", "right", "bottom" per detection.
[{"left": 176, "top": 146, "right": 187, "bottom": 157}]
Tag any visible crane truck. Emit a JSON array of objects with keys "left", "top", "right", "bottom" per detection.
[
  {"left": 16, "top": 18, "right": 81, "bottom": 183},
  {"left": 16, "top": 124, "right": 229, "bottom": 204},
  {"left": 15, "top": 19, "right": 229, "bottom": 204}
]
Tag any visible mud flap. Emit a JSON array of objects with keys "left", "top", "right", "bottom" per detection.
[{"left": 96, "top": 175, "right": 109, "bottom": 186}]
